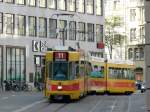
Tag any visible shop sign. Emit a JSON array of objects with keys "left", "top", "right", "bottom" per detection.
[{"left": 32, "top": 40, "right": 47, "bottom": 52}]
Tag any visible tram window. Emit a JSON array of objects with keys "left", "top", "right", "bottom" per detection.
[
  {"left": 53, "top": 62, "right": 68, "bottom": 80},
  {"left": 69, "top": 62, "right": 78, "bottom": 80},
  {"left": 123, "top": 69, "right": 128, "bottom": 79},
  {"left": 109, "top": 67, "right": 115, "bottom": 79}
]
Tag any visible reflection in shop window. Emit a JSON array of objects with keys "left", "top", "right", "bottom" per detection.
[{"left": 6, "top": 47, "right": 25, "bottom": 81}]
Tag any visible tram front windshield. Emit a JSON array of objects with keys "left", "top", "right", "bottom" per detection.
[{"left": 53, "top": 62, "right": 68, "bottom": 80}]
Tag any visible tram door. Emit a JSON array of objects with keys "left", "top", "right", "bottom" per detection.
[{"left": 34, "top": 56, "right": 45, "bottom": 84}]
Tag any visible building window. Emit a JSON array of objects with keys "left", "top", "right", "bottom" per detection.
[
  {"left": 28, "top": 0, "right": 36, "bottom": 6},
  {"left": 5, "top": 14, "right": 14, "bottom": 35},
  {"left": 6, "top": 47, "right": 26, "bottom": 81},
  {"left": 49, "top": 19, "right": 57, "bottom": 38},
  {"left": 77, "top": 0, "right": 85, "bottom": 13},
  {"left": 130, "top": 28, "right": 136, "bottom": 40},
  {"left": 130, "top": 9, "right": 136, "bottom": 21},
  {"left": 48, "top": 0, "right": 56, "bottom": 9},
  {"left": 87, "top": 23, "right": 94, "bottom": 42},
  {"left": 139, "top": 48, "right": 144, "bottom": 59},
  {"left": 5, "top": 0, "right": 14, "bottom": 3},
  {"left": 16, "top": 0, "right": 25, "bottom": 5},
  {"left": 78, "top": 22, "right": 85, "bottom": 41},
  {"left": 57, "top": 0, "right": 66, "bottom": 10},
  {"left": 58, "top": 20, "right": 67, "bottom": 40},
  {"left": 69, "top": 21, "right": 76, "bottom": 40},
  {"left": 134, "top": 48, "right": 140, "bottom": 60},
  {"left": 29, "top": 16, "right": 36, "bottom": 37},
  {"left": 17, "top": 15, "right": 26, "bottom": 36},
  {"left": 128, "top": 48, "right": 133, "bottom": 60},
  {"left": 39, "top": 17, "right": 47, "bottom": 37},
  {"left": 0, "top": 13, "right": 3, "bottom": 34},
  {"left": 140, "top": 26, "right": 144, "bottom": 39},
  {"left": 39, "top": 0, "right": 46, "bottom": 8},
  {"left": 67, "top": 0, "right": 76, "bottom": 12},
  {"left": 96, "top": 24, "right": 103, "bottom": 42},
  {"left": 96, "top": 0, "right": 103, "bottom": 15},
  {"left": 87, "top": 0, "right": 94, "bottom": 14}
]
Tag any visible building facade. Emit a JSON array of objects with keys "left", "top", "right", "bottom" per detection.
[
  {"left": 0, "top": 0, "right": 104, "bottom": 86},
  {"left": 105, "top": 0, "right": 145, "bottom": 82},
  {"left": 126, "top": 0, "right": 145, "bottom": 81}
]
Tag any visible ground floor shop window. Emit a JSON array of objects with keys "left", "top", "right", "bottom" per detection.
[
  {"left": 34, "top": 55, "right": 45, "bottom": 84},
  {"left": 6, "top": 47, "right": 26, "bottom": 81}
]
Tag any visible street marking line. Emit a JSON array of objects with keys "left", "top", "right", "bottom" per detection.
[
  {"left": 2, "top": 97, "right": 8, "bottom": 100},
  {"left": 127, "top": 96, "right": 131, "bottom": 112},
  {"left": 110, "top": 99, "right": 117, "bottom": 112},
  {"left": 12, "top": 99, "right": 46, "bottom": 112},
  {"left": 89, "top": 99, "right": 103, "bottom": 112}
]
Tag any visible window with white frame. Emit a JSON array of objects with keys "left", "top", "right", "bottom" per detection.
[
  {"left": 140, "top": 26, "right": 144, "bottom": 39},
  {"left": 39, "top": 0, "right": 46, "bottom": 7},
  {"left": 5, "top": 14, "right": 14, "bottom": 34},
  {"left": 17, "top": 15, "right": 26, "bottom": 36},
  {"left": 87, "top": 0, "right": 94, "bottom": 14},
  {"left": 67, "top": 0, "right": 76, "bottom": 12},
  {"left": 69, "top": 21, "right": 76, "bottom": 40},
  {"left": 96, "top": 24, "right": 103, "bottom": 42},
  {"left": 39, "top": 17, "right": 47, "bottom": 37},
  {"left": 0, "top": 13, "right": 3, "bottom": 34},
  {"left": 78, "top": 22, "right": 85, "bottom": 41},
  {"left": 58, "top": 20, "right": 67, "bottom": 40},
  {"left": 48, "top": 0, "right": 56, "bottom": 9},
  {"left": 96, "top": 0, "right": 103, "bottom": 15},
  {"left": 16, "top": 0, "right": 25, "bottom": 5},
  {"left": 5, "top": 0, "right": 14, "bottom": 3},
  {"left": 49, "top": 19, "right": 57, "bottom": 38},
  {"left": 87, "top": 23, "right": 94, "bottom": 42},
  {"left": 28, "top": 0, "right": 36, "bottom": 6},
  {"left": 77, "top": 0, "right": 85, "bottom": 13},
  {"left": 57, "top": 0, "right": 66, "bottom": 10},
  {"left": 29, "top": 16, "right": 36, "bottom": 36},
  {"left": 130, "top": 28, "right": 136, "bottom": 40},
  {"left": 130, "top": 9, "right": 136, "bottom": 21}
]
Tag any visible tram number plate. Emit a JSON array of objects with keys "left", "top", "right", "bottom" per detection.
[{"left": 55, "top": 95, "right": 63, "bottom": 100}]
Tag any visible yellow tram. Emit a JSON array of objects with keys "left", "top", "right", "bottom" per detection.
[
  {"left": 89, "top": 57, "right": 136, "bottom": 94},
  {"left": 44, "top": 46, "right": 90, "bottom": 102}
]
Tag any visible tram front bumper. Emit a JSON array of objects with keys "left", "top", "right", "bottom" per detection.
[{"left": 46, "top": 91, "right": 80, "bottom": 100}]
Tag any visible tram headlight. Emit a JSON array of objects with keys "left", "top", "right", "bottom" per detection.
[{"left": 57, "top": 85, "right": 62, "bottom": 90}]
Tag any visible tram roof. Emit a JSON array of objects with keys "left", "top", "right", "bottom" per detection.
[{"left": 48, "top": 46, "right": 76, "bottom": 51}]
